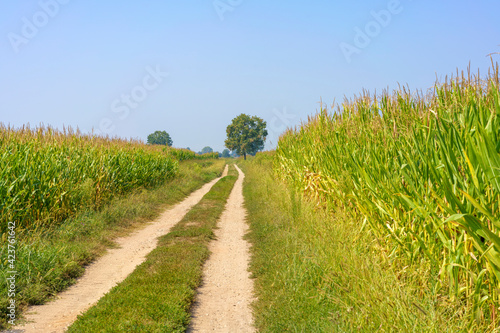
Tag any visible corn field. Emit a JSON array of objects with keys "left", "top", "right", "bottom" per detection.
[
  {"left": 275, "top": 63, "right": 500, "bottom": 327},
  {"left": 0, "top": 126, "right": 178, "bottom": 233},
  {"left": 164, "top": 147, "right": 220, "bottom": 161}
]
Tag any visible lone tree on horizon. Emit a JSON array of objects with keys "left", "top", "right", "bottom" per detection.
[
  {"left": 199, "top": 146, "right": 214, "bottom": 154},
  {"left": 147, "top": 130, "right": 173, "bottom": 146},
  {"left": 221, "top": 149, "right": 231, "bottom": 158},
  {"left": 225, "top": 114, "right": 267, "bottom": 160}
]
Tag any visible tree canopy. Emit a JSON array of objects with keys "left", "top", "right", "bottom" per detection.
[
  {"left": 225, "top": 114, "right": 267, "bottom": 160},
  {"left": 199, "top": 146, "right": 213, "bottom": 154},
  {"left": 221, "top": 149, "right": 231, "bottom": 158},
  {"left": 147, "top": 130, "right": 173, "bottom": 146}
]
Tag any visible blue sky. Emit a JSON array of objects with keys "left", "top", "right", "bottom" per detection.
[{"left": 1, "top": 1, "right": 499, "bottom": 152}]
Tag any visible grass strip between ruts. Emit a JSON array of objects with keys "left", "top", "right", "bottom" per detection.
[{"left": 67, "top": 164, "right": 238, "bottom": 333}]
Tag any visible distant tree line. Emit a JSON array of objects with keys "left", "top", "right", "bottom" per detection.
[{"left": 146, "top": 121, "right": 266, "bottom": 160}]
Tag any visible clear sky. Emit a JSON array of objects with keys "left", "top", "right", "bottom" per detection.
[{"left": 1, "top": 1, "right": 499, "bottom": 152}]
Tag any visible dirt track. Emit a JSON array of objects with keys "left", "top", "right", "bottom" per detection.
[
  {"left": 188, "top": 165, "right": 255, "bottom": 332},
  {"left": 14, "top": 165, "right": 228, "bottom": 333}
]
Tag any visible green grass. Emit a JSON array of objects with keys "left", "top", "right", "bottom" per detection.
[
  {"left": 240, "top": 153, "right": 470, "bottom": 332},
  {"left": 0, "top": 159, "right": 225, "bottom": 330},
  {"left": 67, "top": 165, "right": 238, "bottom": 332}
]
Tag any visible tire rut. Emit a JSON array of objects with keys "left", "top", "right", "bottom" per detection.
[{"left": 188, "top": 165, "right": 255, "bottom": 332}]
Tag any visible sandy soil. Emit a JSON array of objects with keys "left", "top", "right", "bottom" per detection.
[
  {"left": 188, "top": 165, "right": 255, "bottom": 333},
  {"left": 14, "top": 165, "right": 228, "bottom": 333}
]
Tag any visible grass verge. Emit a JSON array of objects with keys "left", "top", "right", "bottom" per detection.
[
  {"left": 240, "top": 153, "right": 467, "bottom": 332},
  {"left": 0, "top": 159, "right": 225, "bottom": 330},
  {"left": 67, "top": 165, "right": 238, "bottom": 332}
]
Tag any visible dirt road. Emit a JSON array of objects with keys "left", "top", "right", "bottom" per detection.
[
  {"left": 188, "top": 165, "right": 255, "bottom": 332},
  {"left": 14, "top": 165, "right": 228, "bottom": 333}
]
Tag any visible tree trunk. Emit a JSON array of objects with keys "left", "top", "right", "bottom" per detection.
[{"left": 243, "top": 153, "right": 246, "bottom": 160}]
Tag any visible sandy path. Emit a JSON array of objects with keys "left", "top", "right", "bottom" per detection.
[
  {"left": 14, "top": 165, "right": 228, "bottom": 333},
  {"left": 188, "top": 165, "right": 255, "bottom": 333}
]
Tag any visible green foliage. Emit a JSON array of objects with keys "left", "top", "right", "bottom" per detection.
[
  {"left": 164, "top": 147, "right": 196, "bottom": 161},
  {"left": 225, "top": 114, "right": 268, "bottom": 159},
  {"left": 198, "top": 152, "right": 220, "bottom": 159},
  {"left": 199, "top": 146, "right": 213, "bottom": 154},
  {"left": 147, "top": 130, "right": 173, "bottom": 146},
  {"left": 164, "top": 147, "right": 219, "bottom": 161},
  {"left": 0, "top": 126, "right": 178, "bottom": 233},
  {"left": 275, "top": 63, "right": 500, "bottom": 328},
  {"left": 222, "top": 149, "right": 231, "bottom": 158}
]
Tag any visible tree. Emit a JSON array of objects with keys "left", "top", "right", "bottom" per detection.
[
  {"left": 200, "top": 146, "right": 213, "bottom": 154},
  {"left": 225, "top": 114, "right": 267, "bottom": 160},
  {"left": 147, "top": 130, "right": 173, "bottom": 146},
  {"left": 221, "top": 149, "right": 231, "bottom": 158}
]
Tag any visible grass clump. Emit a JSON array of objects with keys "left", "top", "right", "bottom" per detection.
[
  {"left": 241, "top": 152, "right": 468, "bottom": 332},
  {"left": 0, "top": 159, "right": 225, "bottom": 330},
  {"left": 67, "top": 165, "right": 238, "bottom": 332}
]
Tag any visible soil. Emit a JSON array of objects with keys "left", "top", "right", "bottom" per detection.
[{"left": 188, "top": 165, "right": 255, "bottom": 332}]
